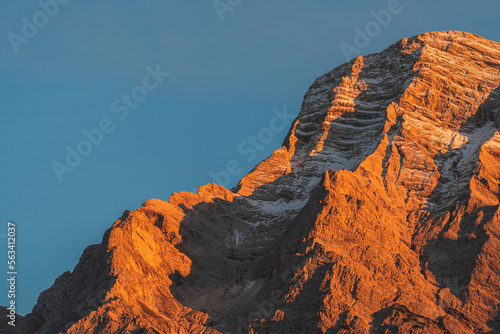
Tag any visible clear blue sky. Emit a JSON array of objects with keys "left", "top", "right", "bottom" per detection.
[{"left": 1, "top": 0, "right": 499, "bottom": 316}]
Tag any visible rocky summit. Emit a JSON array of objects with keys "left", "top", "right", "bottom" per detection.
[{"left": 20, "top": 31, "right": 500, "bottom": 333}]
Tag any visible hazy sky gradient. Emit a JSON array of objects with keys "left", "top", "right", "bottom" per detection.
[{"left": 1, "top": 0, "right": 500, "bottom": 315}]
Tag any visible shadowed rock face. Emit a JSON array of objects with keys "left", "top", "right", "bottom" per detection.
[
  {"left": 22, "top": 31, "right": 500, "bottom": 333},
  {"left": 0, "top": 306, "right": 24, "bottom": 333}
]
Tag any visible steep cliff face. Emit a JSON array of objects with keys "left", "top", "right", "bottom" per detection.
[{"left": 23, "top": 31, "right": 500, "bottom": 333}]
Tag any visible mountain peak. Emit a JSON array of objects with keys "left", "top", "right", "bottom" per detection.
[{"left": 21, "top": 31, "right": 500, "bottom": 333}]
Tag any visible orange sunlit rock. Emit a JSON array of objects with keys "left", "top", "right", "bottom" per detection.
[{"left": 22, "top": 31, "right": 500, "bottom": 334}]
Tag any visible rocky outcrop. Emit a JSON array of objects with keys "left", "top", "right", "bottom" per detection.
[
  {"left": 22, "top": 31, "right": 500, "bottom": 333},
  {"left": 0, "top": 307, "right": 23, "bottom": 334}
]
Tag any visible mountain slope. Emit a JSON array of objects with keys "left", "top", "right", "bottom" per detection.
[{"left": 23, "top": 31, "right": 500, "bottom": 333}]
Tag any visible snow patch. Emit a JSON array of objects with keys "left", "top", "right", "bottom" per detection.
[
  {"left": 234, "top": 229, "right": 242, "bottom": 246},
  {"left": 244, "top": 280, "right": 256, "bottom": 291}
]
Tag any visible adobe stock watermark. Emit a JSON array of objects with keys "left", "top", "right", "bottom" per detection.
[
  {"left": 51, "top": 65, "right": 169, "bottom": 182},
  {"left": 7, "top": 0, "right": 72, "bottom": 54},
  {"left": 339, "top": 0, "right": 410, "bottom": 61},
  {"left": 6, "top": 221, "right": 17, "bottom": 327},
  {"left": 207, "top": 106, "right": 295, "bottom": 189},
  {"left": 213, "top": 0, "right": 243, "bottom": 22}
]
